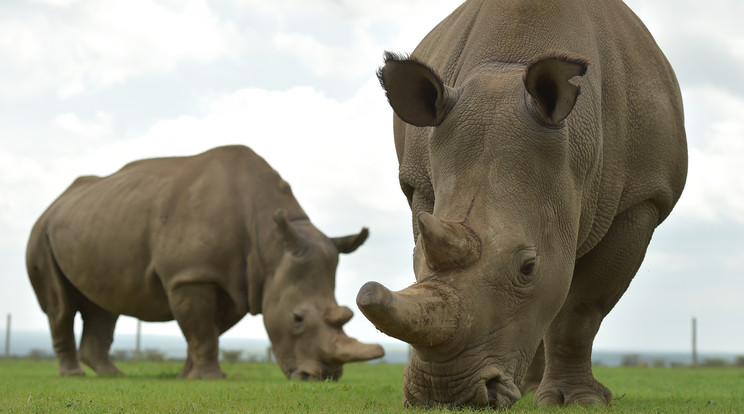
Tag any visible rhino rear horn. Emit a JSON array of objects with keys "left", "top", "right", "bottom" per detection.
[
  {"left": 378, "top": 52, "right": 459, "bottom": 127},
  {"left": 523, "top": 51, "right": 589, "bottom": 125},
  {"left": 324, "top": 305, "right": 354, "bottom": 328},
  {"left": 417, "top": 212, "right": 481, "bottom": 271},
  {"left": 356, "top": 280, "right": 460, "bottom": 347}
]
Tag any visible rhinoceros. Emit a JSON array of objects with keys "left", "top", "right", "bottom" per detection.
[
  {"left": 27, "top": 145, "right": 384, "bottom": 380},
  {"left": 357, "top": 0, "right": 687, "bottom": 408}
]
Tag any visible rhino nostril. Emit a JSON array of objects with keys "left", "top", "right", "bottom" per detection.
[
  {"left": 486, "top": 377, "right": 500, "bottom": 402},
  {"left": 298, "top": 371, "right": 311, "bottom": 381}
]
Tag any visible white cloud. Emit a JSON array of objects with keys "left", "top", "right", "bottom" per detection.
[
  {"left": 273, "top": 32, "right": 375, "bottom": 80},
  {"left": 674, "top": 87, "right": 744, "bottom": 223},
  {"left": 628, "top": 0, "right": 744, "bottom": 58},
  {"left": 29, "top": 0, "right": 81, "bottom": 5},
  {"left": 228, "top": 0, "right": 463, "bottom": 80},
  {"left": 0, "top": 0, "right": 237, "bottom": 98},
  {"left": 54, "top": 112, "right": 112, "bottom": 138}
]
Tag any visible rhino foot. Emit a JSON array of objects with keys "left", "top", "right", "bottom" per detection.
[
  {"left": 59, "top": 366, "right": 86, "bottom": 376},
  {"left": 178, "top": 363, "right": 226, "bottom": 379},
  {"left": 93, "top": 365, "right": 124, "bottom": 376},
  {"left": 79, "top": 351, "right": 123, "bottom": 376},
  {"left": 534, "top": 377, "right": 612, "bottom": 406}
]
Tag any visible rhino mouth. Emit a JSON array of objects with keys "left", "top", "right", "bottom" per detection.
[
  {"left": 403, "top": 362, "right": 522, "bottom": 408},
  {"left": 287, "top": 365, "right": 341, "bottom": 382}
]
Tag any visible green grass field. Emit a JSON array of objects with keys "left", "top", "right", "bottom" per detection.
[{"left": 1, "top": 359, "right": 743, "bottom": 413}]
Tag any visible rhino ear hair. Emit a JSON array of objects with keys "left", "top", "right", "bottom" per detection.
[
  {"left": 524, "top": 51, "right": 589, "bottom": 126},
  {"left": 331, "top": 227, "right": 369, "bottom": 254},
  {"left": 272, "top": 209, "right": 304, "bottom": 254},
  {"left": 378, "top": 52, "right": 459, "bottom": 127}
]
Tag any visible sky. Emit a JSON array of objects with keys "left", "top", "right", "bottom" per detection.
[{"left": 1, "top": 0, "right": 742, "bottom": 356}]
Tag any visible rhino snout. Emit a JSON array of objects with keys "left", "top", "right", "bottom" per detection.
[{"left": 403, "top": 360, "right": 521, "bottom": 408}]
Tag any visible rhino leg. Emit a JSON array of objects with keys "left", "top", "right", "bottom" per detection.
[
  {"left": 536, "top": 201, "right": 660, "bottom": 406},
  {"left": 47, "top": 296, "right": 86, "bottom": 377},
  {"left": 28, "top": 253, "right": 85, "bottom": 376},
  {"left": 78, "top": 298, "right": 122, "bottom": 376},
  {"left": 168, "top": 283, "right": 225, "bottom": 379}
]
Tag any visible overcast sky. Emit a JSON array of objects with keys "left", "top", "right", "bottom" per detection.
[{"left": 1, "top": 0, "right": 742, "bottom": 355}]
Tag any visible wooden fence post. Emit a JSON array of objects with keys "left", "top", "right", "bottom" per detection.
[
  {"left": 135, "top": 319, "right": 142, "bottom": 360},
  {"left": 692, "top": 317, "right": 697, "bottom": 368},
  {"left": 4, "top": 313, "right": 10, "bottom": 358}
]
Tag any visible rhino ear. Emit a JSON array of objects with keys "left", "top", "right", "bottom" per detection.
[
  {"left": 524, "top": 52, "right": 589, "bottom": 126},
  {"left": 273, "top": 209, "right": 305, "bottom": 255},
  {"left": 377, "top": 52, "right": 459, "bottom": 127},
  {"left": 330, "top": 227, "right": 369, "bottom": 254}
]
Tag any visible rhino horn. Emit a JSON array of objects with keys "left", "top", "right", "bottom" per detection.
[
  {"left": 417, "top": 211, "right": 481, "bottom": 271},
  {"left": 356, "top": 280, "right": 460, "bottom": 347},
  {"left": 324, "top": 305, "right": 354, "bottom": 328},
  {"left": 331, "top": 335, "right": 385, "bottom": 363}
]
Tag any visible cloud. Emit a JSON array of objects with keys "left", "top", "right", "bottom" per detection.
[
  {"left": 0, "top": 0, "right": 237, "bottom": 98},
  {"left": 673, "top": 87, "right": 744, "bottom": 223},
  {"left": 226, "top": 0, "right": 463, "bottom": 82},
  {"left": 54, "top": 112, "right": 112, "bottom": 138},
  {"left": 625, "top": 0, "right": 744, "bottom": 95},
  {"left": 0, "top": 77, "right": 413, "bottom": 340},
  {"left": 273, "top": 32, "right": 376, "bottom": 80}
]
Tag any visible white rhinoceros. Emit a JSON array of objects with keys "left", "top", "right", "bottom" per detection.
[
  {"left": 357, "top": 0, "right": 687, "bottom": 408},
  {"left": 27, "top": 145, "right": 383, "bottom": 380}
]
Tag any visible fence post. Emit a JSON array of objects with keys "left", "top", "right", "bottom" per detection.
[
  {"left": 4, "top": 313, "right": 10, "bottom": 358},
  {"left": 692, "top": 317, "right": 697, "bottom": 368},
  {"left": 135, "top": 319, "right": 142, "bottom": 360}
]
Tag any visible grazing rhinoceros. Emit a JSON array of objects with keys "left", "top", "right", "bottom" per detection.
[
  {"left": 27, "top": 145, "right": 384, "bottom": 380},
  {"left": 357, "top": 0, "right": 687, "bottom": 408}
]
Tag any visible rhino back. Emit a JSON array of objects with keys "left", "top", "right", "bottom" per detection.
[
  {"left": 402, "top": 0, "right": 687, "bottom": 254},
  {"left": 39, "top": 145, "right": 304, "bottom": 320}
]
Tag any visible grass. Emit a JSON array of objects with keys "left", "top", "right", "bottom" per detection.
[{"left": 1, "top": 359, "right": 743, "bottom": 413}]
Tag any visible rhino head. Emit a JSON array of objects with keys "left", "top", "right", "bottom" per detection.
[
  {"left": 358, "top": 52, "right": 589, "bottom": 407},
  {"left": 262, "top": 209, "right": 384, "bottom": 381}
]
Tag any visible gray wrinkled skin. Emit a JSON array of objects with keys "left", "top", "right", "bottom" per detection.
[
  {"left": 358, "top": 0, "right": 687, "bottom": 408},
  {"left": 27, "top": 145, "right": 383, "bottom": 379}
]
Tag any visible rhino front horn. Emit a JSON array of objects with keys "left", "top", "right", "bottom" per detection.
[
  {"left": 356, "top": 280, "right": 460, "bottom": 347},
  {"left": 417, "top": 212, "right": 481, "bottom": 271}
]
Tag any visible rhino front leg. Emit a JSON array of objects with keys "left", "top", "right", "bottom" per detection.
[
  {"left": 78, "top": 298, "right": 122, "bottom": 376},
  {"left": 167, "top": 282, "right": 225, "bottom": 379},
  {"left": 536, "top": 201, "right": 660, "bottom": 406}
]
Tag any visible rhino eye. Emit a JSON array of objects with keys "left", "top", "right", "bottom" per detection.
[
  {"left": 520, "top": 259, "right": 536, "bottom": 276},
  {"left": 293, "top": 313, "right": 304, "bottom": 323}
]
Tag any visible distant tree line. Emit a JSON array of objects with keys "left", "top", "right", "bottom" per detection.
[
  {"left": 17, "top": 347, "right": 274, "bottom": 362},
  {"left": 613, "top": 354, "right": 744, "bottom": 368},
  {"left": 17, "top": 348, "right": 744, "bottom": 368}
]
